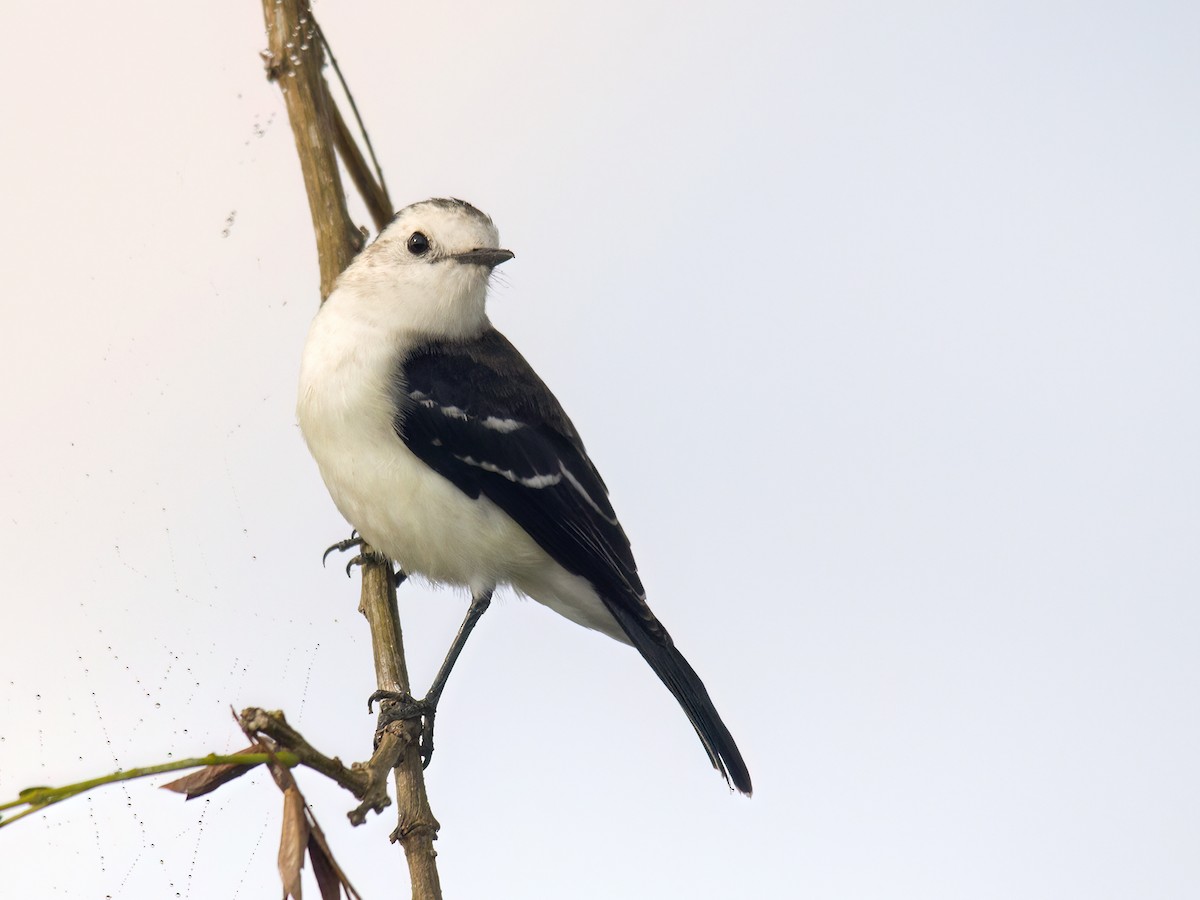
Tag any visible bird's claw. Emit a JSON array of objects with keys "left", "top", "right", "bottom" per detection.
[
  {"left": 369, "top": 689, "right": 437, "bottom": 769},
  {"left": 344, "top": 552, "right": 404, "bottom": 585},
  {"left": 323, "top": 532, "right": 405, "bottom": 585},
  {"left": 322, "top": 530, "right": 361, "bottom": 567},
  {"left": 344, "top": 553, "right": 379, "bottom": 578}
]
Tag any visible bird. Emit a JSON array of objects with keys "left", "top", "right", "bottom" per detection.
[{"left": 297, "top": 198, "right": 751, "bottom": 795}]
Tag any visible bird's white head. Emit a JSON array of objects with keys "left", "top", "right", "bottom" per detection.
[{"left": 332, "top": 198, "right": 514, "bottom": 341}]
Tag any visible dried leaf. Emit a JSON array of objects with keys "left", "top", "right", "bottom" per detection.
[
  {"left": 160, "top": 744, "right": 264, "bottom": 798},
  {"left": 161, "top": 750, "right": 261, "bottom": 799},
  {"left": 307, "top": 825, "right": 363, "bottom": 900},
  {"left": 307, "top": 833, "right": 341, "bottom": 900},
  {"left": 278, "top": 785, "right": 311, "bottom": 899}
]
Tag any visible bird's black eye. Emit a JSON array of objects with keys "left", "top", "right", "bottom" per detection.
[{"left": 407, "top": 232, "right": 430, "bottom": 256}]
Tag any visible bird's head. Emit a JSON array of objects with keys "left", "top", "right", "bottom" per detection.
[{"left": 333, "top": 198, "right": 514, "bottom": 340}]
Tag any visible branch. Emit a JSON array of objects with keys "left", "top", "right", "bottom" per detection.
[
  {"left": 236, "top": 707, "right": 414, "bottom": 827},
  {"left": 238, "top": 708, "right": 370, "bottom": 799},
  {"left": 260, "top": 3, "right": 443, "bottom": 897},
  {"left": 357, "top": 558, "right": 443, "bottom": 893},
  {"left": 260, "top": 0, "right": 360, "bottom": 300}
]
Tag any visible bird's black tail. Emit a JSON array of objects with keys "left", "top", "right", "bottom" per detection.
[{"left": 609, "top": 603, "right": 753, "bottom": 796}]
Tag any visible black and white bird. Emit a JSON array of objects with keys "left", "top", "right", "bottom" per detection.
[{"left": 297, "top": 198, "right": 751, "bottom": 795}]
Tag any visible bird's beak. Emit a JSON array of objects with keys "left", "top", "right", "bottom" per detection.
[{"left": 451, "top": 248, "right": 515, "bottom": 268}]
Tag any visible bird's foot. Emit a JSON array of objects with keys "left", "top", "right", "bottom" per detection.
[
  {"left": 368, "top": 689, "right": 437, "bottom": 769},
  {"left": 323, "top": 531, "right": 405, "bottom": 586}
]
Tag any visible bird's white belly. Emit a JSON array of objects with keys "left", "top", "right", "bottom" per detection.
[{"left": 314, "top": 421, "right": 544, "bottom": 592}]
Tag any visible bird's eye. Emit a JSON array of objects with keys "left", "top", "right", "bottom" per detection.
[{"left": 407, "top": 232, "right": 430, "bottom": 256}]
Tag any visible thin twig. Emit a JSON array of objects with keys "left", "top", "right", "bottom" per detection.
[
  {"left": 314, "top": 20, "right": 390, "bottom": 208},
  {"left": 330, "top": 96, "right": 393, "bottom": 231}
]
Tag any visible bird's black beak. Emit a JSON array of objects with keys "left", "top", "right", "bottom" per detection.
[{"left": 452, "top": 248, "right": 515, "bottom": 268}]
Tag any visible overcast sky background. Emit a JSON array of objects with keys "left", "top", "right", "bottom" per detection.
[{"left": 2, "top": 1, "right": 1198, "bottom": 897}]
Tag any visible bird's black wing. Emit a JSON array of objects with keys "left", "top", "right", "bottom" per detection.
[
  {"left": 395, "top": 328, "right": 752, "bottom": 794},
  {"left": 396, "top": 329, "right": 651, "bottom": 618}
]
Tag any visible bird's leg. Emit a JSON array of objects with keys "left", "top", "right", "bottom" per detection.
[
  {"left": 368, "top": 589, "right": 493, "bottom": 768},
  {"left": 424, "top": 589, "right": 494, "bottom": 709},
  {"left": 323, "top": 530, "right": 405, "bottom": 587}
]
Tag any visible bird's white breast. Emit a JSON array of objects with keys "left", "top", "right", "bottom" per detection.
[{"left": 297, "top": 289, "right": 540, "bottom": 594}]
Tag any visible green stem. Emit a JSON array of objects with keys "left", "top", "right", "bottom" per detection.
[{"left": 0, "top": 752, "right": 298, "bottom": 827}]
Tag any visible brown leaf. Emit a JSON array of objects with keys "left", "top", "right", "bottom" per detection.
[
  {"left": 278, "top": 785, "right": 311, "bottom": 899},
  {"left": 307, "top": 825, "right": 363, "bottom": 900},
  {"left": 307, "top": 833, "right": 341, "bottom": 900},
  {"left": 161, "top": 745, "right": 264, "bottom": 799}
]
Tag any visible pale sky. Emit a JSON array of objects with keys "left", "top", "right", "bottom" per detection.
[{"left": 2, "top": 2, "right": 1198, "bottom": 897}]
